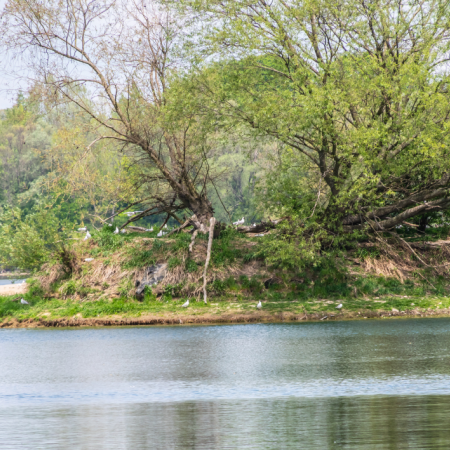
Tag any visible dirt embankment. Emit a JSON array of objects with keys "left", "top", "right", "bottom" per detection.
[{"left": 2, "top": 307, "right": 450, "bottom": 328}]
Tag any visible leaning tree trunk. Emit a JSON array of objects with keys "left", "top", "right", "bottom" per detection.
[{"left": 180, "top": 192, "right": 215, "bottom": 234}]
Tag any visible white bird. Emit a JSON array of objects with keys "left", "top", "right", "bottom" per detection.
[
  {"left": 114, "top": 227, "right": 119, "bottom": 234},
  {"left": 78, "top": 227, "right": 87, "bottom": 232},
  {"left": 108, "top": 224, "right": 112, "bottom": 227},
  {"left": 233, "top": 217, "right": 245, "bottom": 226},
  {"left": 84, "top": 231, "right": 91, "bottom": 240},
  {"left": 20, "top": 298, "right": 29, "bottom": 305},
  {"left": 84, "top": 258, "right": 94, "bottom": 262},
  {"left": 257, "top": 301, "right": 262, "bottom": 309},
  {"left": 253, "top": 223, "right": 256, "bottom": 227},
  {"left": 157, "top": 230, "right": 167, "bottom": 237},
  {"left": 149, "top": 227, "right": 154, "bottom": 232},
  {"left": 336, "top": 303, "right": 343, "bottom": 309},
  {"left": 164, "top": 224, "right": 168, "bottom": 228},
  {"left": 121, "top": 229, "right": 126, "bottom": 234},
  {"left": 181, "top": 299, "right": 189, "bottom": 307},
  {"left": 254, "top": 234, "right": 265, "bottom": 237}
]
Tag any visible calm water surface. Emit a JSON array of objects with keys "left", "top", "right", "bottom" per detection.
[
  {"left": 0, "top": 278, "right": 26, "bottom": 286},
  {"left": 1, "top": 318, "right": 450, "bottom": 449}
]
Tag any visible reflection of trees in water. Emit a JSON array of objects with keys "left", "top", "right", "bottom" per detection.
[{"left": 22, "top": 395, "right": 450, "bottom": 448}]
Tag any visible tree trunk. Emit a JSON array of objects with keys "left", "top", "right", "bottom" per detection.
[{"left": 183, "top": 194, "right": 215, "bottom": 233}]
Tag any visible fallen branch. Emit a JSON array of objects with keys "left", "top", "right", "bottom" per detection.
[
  {"left": 203, "top": 217, "right": 216, "bottom": 304},
  {"left": 126, "top": 226, "right": 148, "bottom": 233},
  {"left": 236, "top": 217, "right": 288, "bottom": 233},
  {"left": 165, "top": 219, "right": 192, "bottom": 237}
]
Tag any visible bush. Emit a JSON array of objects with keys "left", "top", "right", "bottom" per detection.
[{"left": 0, "top": 206, "right": 70, "bottom": 271}]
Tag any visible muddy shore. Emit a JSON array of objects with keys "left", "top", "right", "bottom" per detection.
[{"left": 2, "top": 307, "right": 450, "bottom": 328}]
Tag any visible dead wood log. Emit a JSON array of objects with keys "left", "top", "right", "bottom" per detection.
[
  {"left": 203, "top": 217, "right": 216, "bottom": 304},
  {"left": 126, "top": 226, "right": 148, "bottom": 233},
  {"left": 236, "top": 217, "right": 288, "bottom": 233}
]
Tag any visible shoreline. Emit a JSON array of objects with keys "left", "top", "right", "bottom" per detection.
[{"left": 2, "top": 307, "right": 450, "bottom": 328}]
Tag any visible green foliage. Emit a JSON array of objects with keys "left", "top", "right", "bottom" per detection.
[
  {"left": 122, "top": 250, "right": 157, "bottom": 269},
  {"left": 239, "top": 275, "right": 263, "bottom": 294},
  {"left": 211, "top": 227, "right": 244, "bottom": 266},
  {"left": 170, "top": 233, "right": 191, "bottom": 251},
  {"left": 185, "top": 258, "right": 198, "bottom": 273},
  {"left": 168, "top": 257, "right": 182, "bottom": 269},
  {"left": 356, "top": 247, "right": 381, "bottom": 260},
  {"left": 118, "top": 277, "right": 133, "bottom": 297},
  {"left": 94, "top": 225, "right": 124, "bottom": 251},
  {"left": 0, "top": 205, "right": 70, "bottom": 270}
]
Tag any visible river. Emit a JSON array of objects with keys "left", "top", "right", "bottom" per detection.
[{"left": 1, "top": 319, "right": 450, "bottom": 448}]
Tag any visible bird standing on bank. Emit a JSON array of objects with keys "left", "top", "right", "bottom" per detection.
[
  {"left": 257, "top": 301, "right": 262, "bottom": 309},
  {"left": 21, "top": 298, "right": 29, "bottom": 305},
  {"left": 336, "top": 303, "right": 343, "bottom": 309},
  {"left": 181, "top": 299, "right": 189, "bottom": 307},
  {"left": 84, "top": 231, "right": 91, "bottom": 240},
  {"left": 113, "top": 227, "right": 119, "bottom": 234},
  {"left": 233, "top": 217, "right": 245, "bottom": 226}
]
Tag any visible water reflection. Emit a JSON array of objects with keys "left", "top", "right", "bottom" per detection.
[
  {"left": 2, "top": 396, "right": 450, "bottom": 449},
  {"left": 2, "top": 319, "right": 450, "bottom": 448}
]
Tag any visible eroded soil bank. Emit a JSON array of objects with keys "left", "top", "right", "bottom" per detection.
[{"left": 2, "top": 307, "right": 450, "bottom": 328}]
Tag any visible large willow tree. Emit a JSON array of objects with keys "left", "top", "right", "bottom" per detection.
[
  {"left": 184, "top": 0, "right": 450, "bottom": 233},
  {"left": 0, "top": 0, "right": 218, "bottom": 232}
]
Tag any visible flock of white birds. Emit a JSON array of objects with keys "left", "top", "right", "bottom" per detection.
[{"left": 78, "top": 216, "right": 269, "bottom": 241}]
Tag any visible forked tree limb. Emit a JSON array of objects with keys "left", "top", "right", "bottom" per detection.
[{"left": 203, "top": 217, "right": 216, "bottom": 304}]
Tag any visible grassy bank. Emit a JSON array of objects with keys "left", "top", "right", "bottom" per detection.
[
  {"left": 1, "top": 292, "right": 450, "bottom": 328},
  {"left": 3, "top": 224, "right": 450, "bottom": 328}
]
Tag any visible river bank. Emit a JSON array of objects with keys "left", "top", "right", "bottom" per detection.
[
  {"left": 4, "top": 227, "right": 450, "bottom": 329},
  {"left": 2, "top": 295, "right": 450, "bottom": 328}
]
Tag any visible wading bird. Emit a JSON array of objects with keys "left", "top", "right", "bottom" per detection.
[
  {"left": 20, "top": 298, "right": 29, "bottom": 305},
  {"left": 181, "top": 299, "right": 189, "bottom": 307},
  {"left": 233, "top": 217, "right": 245, "bottom": 226},
  {"left": 336, "top": 303, "right": 343, "bottom": 309},
  {"left": 257, "top": 301, "right": 262, "bottom": 309}
]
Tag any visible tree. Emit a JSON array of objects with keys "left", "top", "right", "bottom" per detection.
[
  {"left": 182, "top": 0, "right": 450, "bottom": 234},
  {"left": 1, "top": 0, "right": 217, "bottom": 232}
]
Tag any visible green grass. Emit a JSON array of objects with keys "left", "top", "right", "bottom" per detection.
[
  {"left": 11, "top": 223, "right": 450, "bottom": 325},
  {"left": 1, "top": 289, "right": 449, "bottom": 324}
]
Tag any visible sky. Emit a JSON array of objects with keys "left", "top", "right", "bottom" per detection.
[
  {"left": 0, "top": 0, "right": 27, "bottom": 110},
  {"left": 0, "top": 71, "right": 25, "bottom": 109},
  {"left": 0, "top": 0, "right": 16, "bottom": 109}
]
